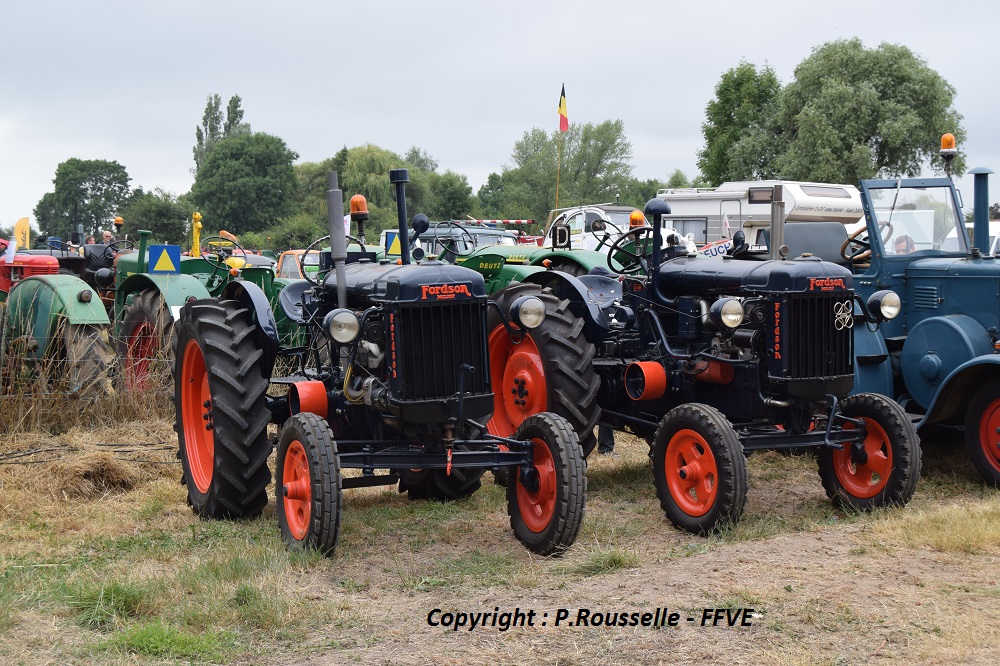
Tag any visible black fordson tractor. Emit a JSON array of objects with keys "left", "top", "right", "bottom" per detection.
[
  {"left": 173, "top": 170, "right": 585, "bottom": 556},
  {"left": 523, "top": 197, "right": 922, "bottom": 533}
]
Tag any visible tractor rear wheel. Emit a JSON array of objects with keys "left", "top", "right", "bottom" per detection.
[
  {"left": 276, "top": 413, "right": 342, "bottom": 555},
  {"left": 819, "top": 393, "right": 921, "bottom": 510},
  {"left": 964, "top": 379, "right": 1000, "bottom": 487},
  {"left": 652, "top": 404, "right": 748, "bottom": 534},
  {"left": 63, "top": 324, "right": 114, "bottom": 400},
  {"left": 486, "top": 283, "right": 599, "bottom": 457},
  {"left": 120, "top": 289, "right": 174, "bottom": 387},
  {"left": 507, "top": 412, "right": 585, "bottom": 556},
  {"left": 174, "top": 299, "right": 272, "bottom": 519}
]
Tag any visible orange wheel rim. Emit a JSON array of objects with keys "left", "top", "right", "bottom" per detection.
[
  {"left": 664, "top": 429, "right": 718, "bottom": 517},
  {"left": 126, "top": 320, "right": 158, "bottom": 388},
  {"left": 487, "top": 327, "right": 547, "bottom": 439},
  {"left": 282, "top": 440, "right": 312, "bottom": 540},
  {"left": 516, "top": 438, "right": 556, "bottom": 533},
  {"left": 833, "top": 418, "right": 892, "bottom": 498},
  {"left": 978, "top": 397, "right": 1000, "bottom": 472},
  {"left": 180, "top": 338, "right": 213, "bottom": 494}
]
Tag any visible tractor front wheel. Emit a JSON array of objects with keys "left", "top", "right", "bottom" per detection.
[
  {"left": 175, "top": 299, "right": 272, "bottom": 519},
  {"left": 507, "top": 412, "right": 586, "bottom": 556},
  {"left": 818, "top": 393, "right": 921, "bottom": 510},
  {"left": 964, "top": 379, "right": 1000, "bottom": 487},
  {"left": 276, "top": 413, "right": 342, "bottom": 555},
  {"left": 63, "top": 324, "right": 114, "bottom": 400},
  {"left": 651, "top": 404, "right": 748, "bottom": 534}
]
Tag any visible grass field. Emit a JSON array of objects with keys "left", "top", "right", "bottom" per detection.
[{"left": 1, "top": 393, "right": 998, "bottom": 665}]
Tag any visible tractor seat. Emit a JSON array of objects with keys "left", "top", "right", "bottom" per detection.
[
  {"left": 577, "top": 272, "right": 623, "bottom": 309},
  {"left": 83, "top": 244, "right": 113, "bottom": 273},
  {"left": 278, "top": 279, "right": 312, "bottom": 324}
]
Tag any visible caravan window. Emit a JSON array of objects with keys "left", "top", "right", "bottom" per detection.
[
  {"left": 800, "top": 185, "right": 853, "bottom": 198},
  {"left": 669, "top": 218, "right": 708, "bottom": 245}
]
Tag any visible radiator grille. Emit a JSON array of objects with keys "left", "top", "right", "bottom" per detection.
[
  {"left": 913, "top": 286, "right": 939, "bottom": 310},
  {"left": 783, "top": 293, "right": 854, "bottom": 379},
  {"left": 393, "top": 299, "right": 489, "bottom": 401}
]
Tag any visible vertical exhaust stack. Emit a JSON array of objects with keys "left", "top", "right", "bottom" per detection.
[
  {"left": 769, "top": 185, "right": 785, "bottom": 261},
  {"left": 644, "top": 197, "right": 671, "bottom": 304},
  {"left": 970, "top": 167, "right": 993, "bottom": 255},
  {"left": 327, "top": 172, "right": 347, "bottom": 308},
  {"left": 389, "top": 169, "right": 411, "bottom": 265}
]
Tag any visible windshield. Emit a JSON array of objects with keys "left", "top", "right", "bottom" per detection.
[
  {"left": 301, "top": 253, "right": 320, "bottom": 266},
  {"left": 606, "top": 211, "right": 637, "bottom": 229},
  {"left": 867, "top": 184, "right": 965, "bottom": 255}
]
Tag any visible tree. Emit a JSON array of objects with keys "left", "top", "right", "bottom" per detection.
[
  {"left": 34, "top": 158, "right": 132, "bottom": 239},
  {"left": 991, "top": 203, "right": 1000, "bottom": 220},
  {"left": 427, "top": 171, "right": 474, "bottom": 220},
  {"left": 775, "top": 39, "right": 965, "bottom": 183},
  {"left": 477, "top": 173, "right": 506, "bottom": 218},
  {"left": 119, "top": 188, "right": 190, "bottom": 245},
  {"left": 193, "top": 94, "right": 250, "bottom": 174},
  {"left": 190, "top": 132, "right": 298, "bottom": 234},
  {"left": 697, "top": 61, "right": 782, "bottom": 186},
  {"left": 404, "top": 146, "right": 438, "bottom": 172}
]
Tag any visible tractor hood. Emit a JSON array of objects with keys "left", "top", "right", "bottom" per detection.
[
  {"left": 326, "top": 260, "right": 487, "bottom": 305},
  {"left": 656, "top": 255, "right": 853, "bottom": 297}
]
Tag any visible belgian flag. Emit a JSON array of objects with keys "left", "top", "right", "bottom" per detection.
[{"left": 558, "top": 84, "right": 568, "bottom": 133}]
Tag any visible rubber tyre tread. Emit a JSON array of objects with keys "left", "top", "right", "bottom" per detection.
[
  {"left": 120, "top": 288, "right": 176, "bottom": 378},
  {"left": 276, "top": 412, "right": 342, "bottom": 555},
  {"left": 64, "top": 324, "right": 114, "bottom": 400},
  {"left": 651, "top": 403, "right": 748, "bottom": 535},
  {"left": 964, "top": 379, "right": 1000, "bottom": 487},
  {"left": 487, "top": 283, "right": 600, "bottom": 457},
  {"left": 174, "top": 298, "right": 272, "bottom": 519},
  {"left": 818, "top": 393, "right": 921, "bottom": 510},
  {"left": 507, "top": 412, "right": 586, "bottom": 556}
]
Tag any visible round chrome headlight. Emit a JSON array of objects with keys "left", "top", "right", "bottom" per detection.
[
  {"left": 867, "top": 290, "right": 901, "bottom": 320},
  {"left": 710, "top": 298, "right": 745, "bottom": 329},
  {"left": 324, "top": 308, "right": 360, "bottom": 343},
  {"left": 509, "top": 295, "right": 546, "bottom": 330}
]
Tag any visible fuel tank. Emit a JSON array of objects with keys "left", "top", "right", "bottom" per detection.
[
  {"left": 323, "top": 259, "right": 487, "bottom": 307},
  {"left": 656, "top": 255, "right": 853, "bottom": 297}
]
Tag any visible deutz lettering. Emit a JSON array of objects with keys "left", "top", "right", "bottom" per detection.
[
  {"left": 421, "top": 284, "right": 472, "bottom": 300},
  {"left": 809, "top": 277, "right": 845, "bottom": 291}
]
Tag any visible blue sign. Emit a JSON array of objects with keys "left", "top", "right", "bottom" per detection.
[{"left": 148, "top": 245, "right": 182, "bottom": 274}]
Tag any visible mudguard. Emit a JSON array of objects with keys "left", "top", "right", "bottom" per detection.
[
  {"left": 914, "top": 355, "right": 1000, "bottom": 426},
  {"left": 520, "top": 270, "right": 612, "bottom": 342},
  {"left": 117, "top": 273, "right": 212, "bottom": 323},
  {"left": 220, "top": 279, "right": 280, "bottom": 376},
  {"left": 851, "top": 321, "right": 893, "bottom": 398},
  {"left": 900, "top": 315, "right": 994, "bottom": 409}
]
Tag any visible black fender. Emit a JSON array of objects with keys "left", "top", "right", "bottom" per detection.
[
  {"left": 221, "top": 279, "right": 280, "bottom": 377},
  {"left": 520, "top": 271, "right": 611, "bottom": 342}
]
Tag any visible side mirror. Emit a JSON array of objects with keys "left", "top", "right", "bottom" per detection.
[{"left": 411, "top": 213, "right": 430, "bottom": 238}]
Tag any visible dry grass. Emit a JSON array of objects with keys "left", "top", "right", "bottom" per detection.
[{"left": 0, "top": 418, "right": 997, "bottom": 664}]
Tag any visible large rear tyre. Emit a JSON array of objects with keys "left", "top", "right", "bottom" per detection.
[
  {"left": 964, "top": 379, "right": 1000, "bottom": 487},
  {"left": 486, "top": 283, "right": 600, "bottom": 457},
  {"left": 651, "top": 404, "right": 748, "bottom": 534},
  {"left": 174, "top": 299, "right": 272, "bottom": 519},
  {"left": 63, "top": 324, "right": 114, "bottom": 400},
  {"left": 507, "top": 413, "right": 585, "bottom": 556},
  {"left": 120, "top": 289, "right": 174, "bottom": 387},
  {"left": 819, "top": 393, "right": 921, "bottom": 510},
  {"left": 276, "top": 413, "right": 342, "bottom": 555}
]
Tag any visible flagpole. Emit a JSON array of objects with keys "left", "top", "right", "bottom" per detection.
[{"left": 555, "top": 135, "right": 562, "bottom": 210}]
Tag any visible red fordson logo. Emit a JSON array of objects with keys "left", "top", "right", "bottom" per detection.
[
  {"left": 808, "top": 277, "right": 846, "bottom": 292},
  {"left": 420, "top": 283, "right": 473, "bottom": 300}
]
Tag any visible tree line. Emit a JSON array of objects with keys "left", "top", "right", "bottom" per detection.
[{"left": 26, "top": 39, "right": 992, "bottom": 252}]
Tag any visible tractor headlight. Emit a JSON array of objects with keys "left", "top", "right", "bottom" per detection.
[
  {"left": 867, "top": 290, "right": 900, "bottom": 320},
  {"left": 510, "top": 295, "right": 546, "bottom": 330},
  {"left": 710, "top": 298, "right": 744, "bottom": 329},
  {"left": 324, "top": 308, "right": 360, "bottom": 344}
]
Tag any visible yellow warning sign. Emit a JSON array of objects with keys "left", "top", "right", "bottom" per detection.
[
  {"left": 387, "top": 232, "right": 402, "bottom": 256},
  {"left": 149, "top": 245, "right": 182, "bottom": 274},
  {"left": 153, "top": 251, "right": 176, "bottom": 272}
]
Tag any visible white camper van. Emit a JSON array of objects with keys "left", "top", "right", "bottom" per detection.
[{"left": 656, "top": 181, "right": 865, "bottom": 256}]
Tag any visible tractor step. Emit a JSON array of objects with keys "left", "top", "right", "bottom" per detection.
[{"left": 341, "top": 473, "right": 400, "bottom": 489}]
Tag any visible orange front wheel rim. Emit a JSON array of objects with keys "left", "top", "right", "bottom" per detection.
[
  {"left": 487, "top": 327, "right": 547, "bottom": 439},
  {"left": 664, "top": 429, "right": 718, "bottom": 517},
  {"left": 282, "top": 440, "right": 312, "bottom": 540},
  {"left": 516, "top": 438, "right": 557, "bottom": 533},
  {"left": 833, "top": 418, "right": 892, "bottom": 498},
  {"left": 978, "top": 397, "right": 1000, "bottom": 473}
]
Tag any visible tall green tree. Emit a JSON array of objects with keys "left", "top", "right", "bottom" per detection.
[
  {"left": 119, "top": 188, "right": 190, "bottom": 245},
  {"left": 697, "top": 62, "right": 782, "bottom": 185},
  {"left": 34, "top": 158, "right": 132, "bottom": 239},
  {"left": 193, "top": 94, "right": 250, "bottom": 174},
  {"left": 190, "top": 132, "right": 298, "bottom": 234},
  {"left": 775, "top": 39, "right": 965, "bottom": 183},
  {"left": 427, "top": 171, "right": 474, "bottom": 220}
]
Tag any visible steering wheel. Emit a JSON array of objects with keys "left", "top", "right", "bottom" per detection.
[
  {"left": 840, "top": 222, "right": 893, "bottom": 263},
  {"left": 299, "top": 234, "right": 366, "bottom": 285},
  {"left": 103, "top": 239, "right": 136, "bottom": 261},
  {"left": 433, "top": 221, "right": 476, "bottom": 259},
  {"left": 607, "top": 226, "right": 655, "bottom": 275},
  {"left": 199, "top": 235, "right": 248, "bottom": 273},
  {"left": 592, "top": 219, "right": 625, "bottom": 252}
]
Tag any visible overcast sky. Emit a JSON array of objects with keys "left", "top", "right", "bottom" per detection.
[{"left": 2, "top": 0, "right": 997, "bottom": 231}]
